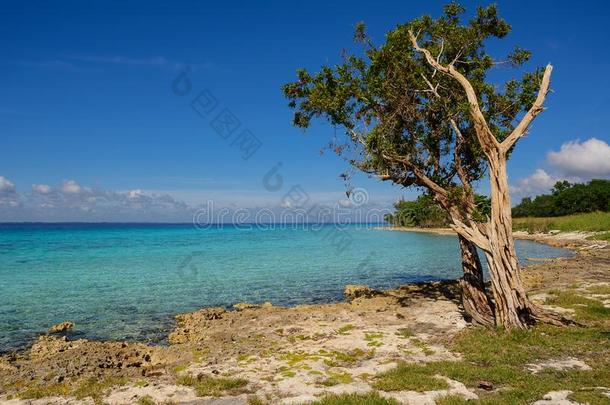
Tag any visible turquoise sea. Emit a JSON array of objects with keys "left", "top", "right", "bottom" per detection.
[{"left": 0, "top": 223, "right": 570, "bottom": 352}]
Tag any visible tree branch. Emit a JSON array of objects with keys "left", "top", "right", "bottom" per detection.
[
  {"left": 451, "top": 219, "right": 491, "bottom": 252},
  {"left": 381, "top": 152, "right": 448, "bottom": 197},
  {"left": 501, "top": 64, "right": 553, "bottom": 152},
  {"left": 408, "top": 30, "right": 500, "bottom": 155},
  {"left": 450, "top": 120, "right": 474, "bottom": 195}
]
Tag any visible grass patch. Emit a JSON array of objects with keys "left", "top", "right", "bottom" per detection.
[
  {"left": 172, "top": 364, "right": 187, "bottom": 374},
  {"left": 138, "top": 395, "right": 156, "bottom": 405},
  {"left": 587, "top": 231, "right": 610, "bottom": 241},
  {"left": 281, "top": 370, "right": 296, "bottom": 378},
  {"left": 365, "top": 331, "right": 384, "bottom": 347},
  {"left": 586, "top": 284, "right": 610, "bottom": 295},
  {"left": 435, "top": 394, "right": 471, "bottom": 405},
  {"left": 364, "top": 331, "right": 384, "bottom": 340},
  {"left": 320, "top": 371, "right": 354, "bottom": 386},
  {"left": 72, "top": 377, "right": 127, "bottom": 403},
  {"left": 411, "top": 338, "right": 435, "bottom": 356},
  {"left": 513, "top": 211, "right": 610, "bottom": 233},
  {"left": 569, "top": 389, "right": 610, "bottom": 404},
  {"left": 337, "top": 324, "right": 356, "bottom": 335},
  {"left": 395, "top": 328, "right": 414, "bottom": 338},
  {"left": 281, "top": 350, "right": 320, "bottom": 366},
  {"left": 311, "top": 391, "right": 398, "bottom": 405},
  {"left": 177, "top": 375, "right": 248, "bottom": 397},
  {"left": 372, "top": 289, "right": 610, "bottom": 403},
  {"left": 373, "top": 363, "right": 450, "bottom": 391},
  {"left": 323, "top": 348, "right": 371, "bottom": 367},
  {"left": 19, "top": 377, "right": 126, "bottom": 403},
  {"left": 19, "top": 383, "right": 71, "bottom": 399},
  {"left": 248, "top": 396, "right": 266, "bottom": 405},
  {"left": 546, "top": 290, "right": 610, "bottom": 321},
  {"left": 375, "top": 328, "right": 610, "bottom": 402}
]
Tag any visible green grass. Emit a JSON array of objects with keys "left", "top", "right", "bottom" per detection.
[
  {"left": 587, "top": 284, "right": 610, "bottom": 295},
  {"left": 19, "top": 377, "right": 126, "bottom": 404},
  {"left": 435, "top": 395, "right": 472, "bottom": 405},
  {"left": 337, "top": 324, "right": 356, "bottom": 335},
  {"left": 587, "top": 231, "right": 610, "bottom": 241},
  {"left": 176, "top": 375, "right": 248, "bottom": 397},
  {"left": 137, "top": 395, "right": 156, "bottom": 405},
  {"left": 320, "top": 371, "right": 354, "bottom": 386},
  {"left": 72, "top": 377, "right": 127, "bottom": 403},
  {"left": 373, "top": 363, "right": 450, "bottom": 391},
  {"left": 371, "top": 289, "right": 610, "bottom": 404},
  {"left": 19, "top": 383, "right": 72, "bottom": 399},
  {"left": 512, "top": 211, "right": 610, "bottom": 233},
  {"left": 547, "top": 290, "right": 610, "bottom": 321},
  {"left": 310, "top": 391, "right": 399, "bottom": 405},
  {"left": 395, "top": 328, "right": 415, "bottom": 338}
]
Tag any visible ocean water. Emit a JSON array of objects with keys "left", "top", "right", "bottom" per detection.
[{"left": 0, "top": 223, "right": 570, "bottom": 352}]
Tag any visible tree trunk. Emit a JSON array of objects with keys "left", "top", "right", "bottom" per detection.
[
  {"left": 458, "top": 235, "right": 495, "bottom": 326},
  {"left": 485, "top": 155, "right": 569, "bottom": 328}
]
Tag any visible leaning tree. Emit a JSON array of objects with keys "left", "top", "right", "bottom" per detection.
[{"left": 283, "top": 3, "right": 568, "bottom": 328}]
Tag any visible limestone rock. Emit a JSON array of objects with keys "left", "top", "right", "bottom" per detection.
[
  {"left": 49, "top": 321, "right": 74, "bottom": 333},
  {"left": 233, "top": 301, "right": 273, "bottom": 311},
  {"left": 169, "top": 307, "right": 226, "bottom": 344},
  {"left": 343, "top": 285, "right": 380, "bottom": 301}
]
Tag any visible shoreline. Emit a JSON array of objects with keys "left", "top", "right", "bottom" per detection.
[
  {"left": 1, "top": 233, "right": 608, "bottom": 404},
  {"left": 378, "top": 225, "right": 607, "bottom": 250},
  {"left": 0, "top": 229, "right": 577, "bottom": 355}
]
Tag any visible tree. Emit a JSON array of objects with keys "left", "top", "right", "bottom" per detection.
[
  {"left": 283, "top": 3, "right": 569, "bottom": 328},
  {"left": 388, "top": 194, "right": 450, "bottom": 228},
  {"left": 513, "top": 179, "right": 610, "bottom": 217}
]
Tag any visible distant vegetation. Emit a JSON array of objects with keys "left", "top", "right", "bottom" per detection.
[
  {"left": 384, "top": 195, "right": 449, "bottom": 228},
  {"left": 384, "top": 194, "right": 490, "bottom": 228},
  {"left": 387, "top": 180, "right": 610, "bottom": 230},
  {"left": 513, "top": 212, "right": 610, "bottom": 234},
  {"left": 512, "top": 179, "right": 610, "bottom": 217}
]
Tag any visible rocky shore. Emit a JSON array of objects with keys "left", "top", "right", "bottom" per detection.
[{"left": 0, "top": 232, "right": 608, "bottom": 404}]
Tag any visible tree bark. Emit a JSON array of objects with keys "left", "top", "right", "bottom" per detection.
[
  {"left": 458, "top": 235, "right": 495, "bottom": 326},
  {"left": 484, "top": 155, "right": 570, "bottom": 328}
]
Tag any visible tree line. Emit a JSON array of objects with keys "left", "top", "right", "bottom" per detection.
[
  {"left": 512, "top": 179, "right": 610, "bottom": 217},
  {"left": 384, "top": 193, "right": 491, "bottom": 227}
]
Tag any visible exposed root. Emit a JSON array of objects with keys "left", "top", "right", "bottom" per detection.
[{"left": 529, "top": 303, "right": 581, "bottom": 327}]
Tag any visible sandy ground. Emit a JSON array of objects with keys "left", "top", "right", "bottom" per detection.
[{"left": 0, "top": 231, "right": 608, "bottom": 404}]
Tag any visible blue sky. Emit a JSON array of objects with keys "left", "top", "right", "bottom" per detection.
[{"left": 1, "top": 0, "right": 609, "bottom": 221}]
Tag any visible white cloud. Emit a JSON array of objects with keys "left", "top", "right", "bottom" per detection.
[
  {"left": 127, "top": 189, "right": 145, "bottom": 200},
  {"left": 61, "top": 180, "right": 83, "bottom": 194},
  {"left": 547, "top": 138, "right": 610, "bottom": 177},
  {"left": 0, "top": 177, "right": 394, "bottom": 222},
  {"left": 0, "top": 176, "right": 16, "bottom": 195},
  {"left": 0, "top": 176, "right": 19, "bottom": 207},
  {"left": 511, "top": 137, "right": 610, "bottom": 201},
  {"left": 510, "top": 169, "right": 558, "bottom": 197},
  {"left": 32, "top": 184, "right": 52, "bottom": 194}
]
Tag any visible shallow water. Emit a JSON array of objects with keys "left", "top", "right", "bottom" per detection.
[{"left": 0, "top": 223, "right": 570, "bottom": 352}]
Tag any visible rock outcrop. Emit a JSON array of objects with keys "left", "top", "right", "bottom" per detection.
[
  {"left": 49, "top": 321, "right": 74, "bottom": 333},
  {"left": 233, "top": 301, "right": 273, "bottom": 311},
  {"left": 343, "top": 284, "right": 381, "bottom": 301}
]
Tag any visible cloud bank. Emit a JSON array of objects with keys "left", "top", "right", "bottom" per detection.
[
  {"left": 0, "top": 178, "right": 193, "bottom": 222},
  {"left": 0, "top": 178, "right": 393, "bottom": 223},
  {"left": 547, "top": 138, "right": 610, "bottom": 178},
  {"left": 511, "top": 138, "right": 610, "bottom": 200}
]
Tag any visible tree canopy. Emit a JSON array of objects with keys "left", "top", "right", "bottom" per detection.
[{"left": 283, "top": 2, "right": 546, "bottom": 225}]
